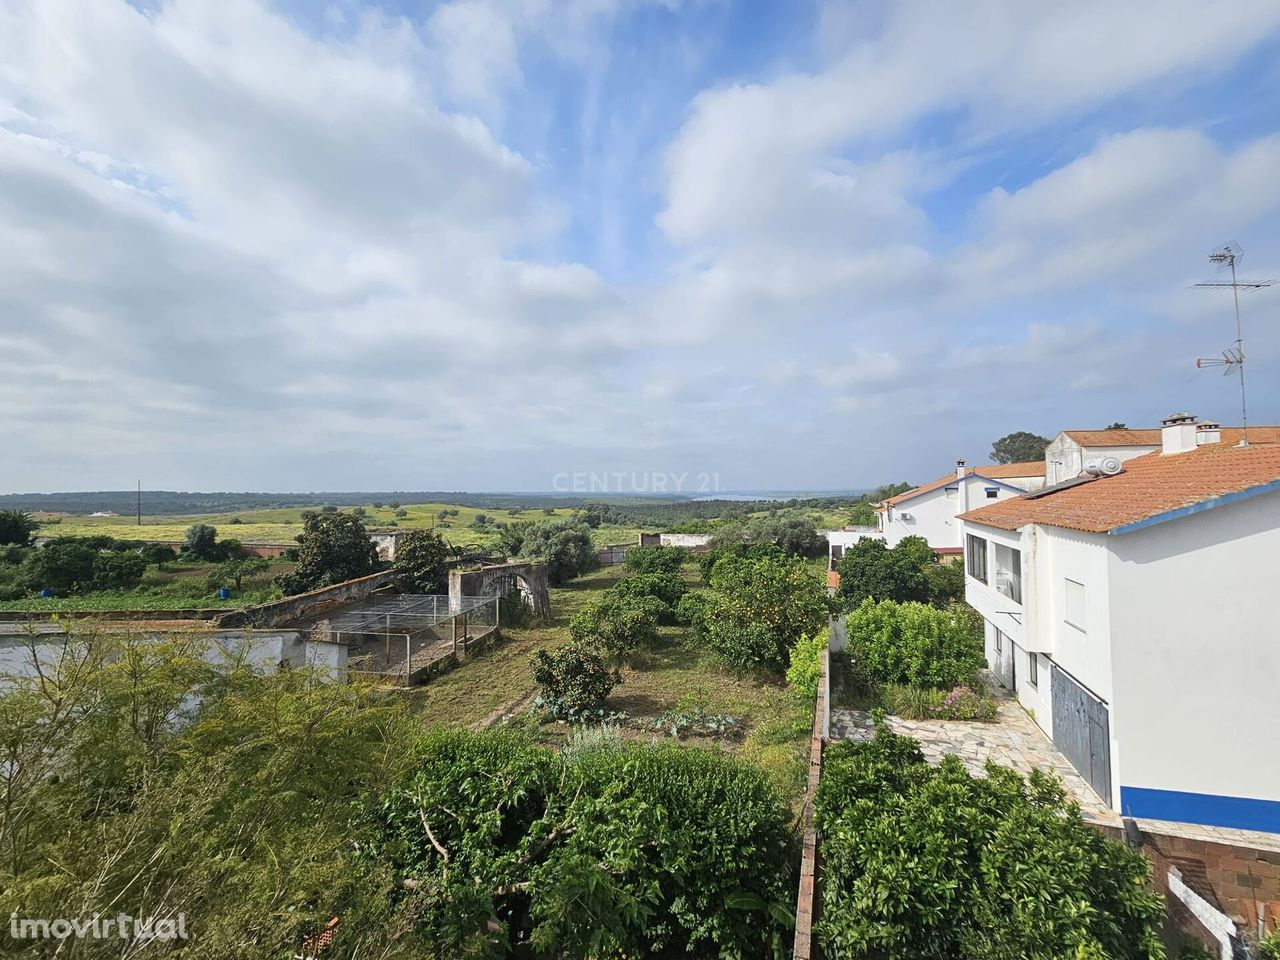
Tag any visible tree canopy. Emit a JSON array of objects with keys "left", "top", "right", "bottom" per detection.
[
  {"left": 276, "top": 511, "right": 380, "bottom": 595},
  {"left": 0, "top": 509, "right": 37, "bottom": 546},
  {"left": 989, "top": 431, "right": 1050, "bottom": 464},
  {"left": 393, "top": 529, "right": 451, "bottom": 593},
  {"left": 835, "top": 537, "right": 930, "bottom": 608}
]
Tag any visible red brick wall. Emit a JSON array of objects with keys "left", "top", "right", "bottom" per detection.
[{"left": 793, "top": 648, "right": 828, "bottom": 960}]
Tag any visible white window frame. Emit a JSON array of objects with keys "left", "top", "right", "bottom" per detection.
[
  {"left": 966, "top": 534, "right": 988, "bottom": 584},
  {"left": 1065, "top": 578, "right": 1087, "bottom": 632}
]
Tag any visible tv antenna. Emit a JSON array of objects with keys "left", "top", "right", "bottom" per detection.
[{"left": 1193, "top": 242, "right": 1273, "bottom": 446}]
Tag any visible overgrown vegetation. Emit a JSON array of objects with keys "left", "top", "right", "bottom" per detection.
[
  {"left": 845, "top": 598, "right": 985, "bottom": 689},
  {"left": 276, "top": 510, "right": 381, "bottom": 594},
  {"left": 816, "top": 726, "right": 1166, "bottom": 959},
  {"left": 394, "top": 528, "right": 451, "bottom": 593},
  {"left": 370, "top": 729, "right": 797, "bottom": 959}
]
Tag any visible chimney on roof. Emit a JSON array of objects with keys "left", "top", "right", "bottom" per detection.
[
  {"left": 1196, "top": 420, "right": 1222, "bottom": 446},
  {"left": 956, "top": 459, "right": 966, "bottom": 480},
  {"left": 1161, "top": 412, "right": 1198, "bottom": 455}
]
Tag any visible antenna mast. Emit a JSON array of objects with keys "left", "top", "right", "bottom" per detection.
[{"left": 1193, "top": 243, "right": 1273, "bottom": 446}]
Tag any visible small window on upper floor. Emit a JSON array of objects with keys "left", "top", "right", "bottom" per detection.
[
  {"left": 1028, "top": 652, "right": 1039, "bottom": 687},
  {"left": 985, "top": 487, "right": 999, "bottom": 499},
  {"left": 1065, "top": 579, "right": 1086, "bottom": 631},
  {"left": 966, "top": 534, "right": 988, "bottom": 584}
]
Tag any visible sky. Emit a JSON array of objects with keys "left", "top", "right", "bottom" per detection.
[{"left": 3, "top": 0, "right": 1280, "bottom": 495}]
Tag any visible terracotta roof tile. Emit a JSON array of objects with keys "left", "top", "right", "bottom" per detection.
[
  {"left": 958, "top": 443, "right": 1280, "bottom": 533},
  {"left": 883, "top": 463, "right": 1042, "bottom": 507},
  {"left": 1062, "top": 426, "right": 1280, "bottom": 447}
]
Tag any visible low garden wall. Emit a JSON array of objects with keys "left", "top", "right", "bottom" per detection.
[
  {"left": 215, "top": 569, "right": 399, "bottom": 628},
  {"left": 793, "top": 644, "right": 829, "bottom": 960}
]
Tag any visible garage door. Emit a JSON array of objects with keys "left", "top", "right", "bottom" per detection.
[{"left": 1050, "top": 664, "right": 1112, "bottom": 805}]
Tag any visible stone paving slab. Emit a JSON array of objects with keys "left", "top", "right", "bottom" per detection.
[
  {"left": 832, "top": 686, "right": 1280, "bottom": 852},
  {"left": 831, "top": 688, "right": 1121, "bottom": 827}
]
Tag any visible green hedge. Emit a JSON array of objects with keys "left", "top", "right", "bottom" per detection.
[{"left": 816, "top": 727, "right": 1165, "bottom": 959}]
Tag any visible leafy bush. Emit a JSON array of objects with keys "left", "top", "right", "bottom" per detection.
[
  {"left": 606, "top": 571, "right": 687, "bottom": 623},
  {"left": 846, "top": 598, "right": 985, "bottom": 689},
  {"left": 694, "top": 541, "right": 783, "bottom": 581},
  {"left": 516, "top": 519, "right": 599, "bottom": 585},
  {"left": 816, "top": 726, "right": 1165, "bottom": 959},
  {"left": 21, "top": 541, "right": 98, "bottom": 594},
  {"left": 530, "top": 642, "right": 621, "bottom": 718},
  {"left": 704, "top": 553, "right": 828, "bottom": 673},
  {"left": 621, "top": 545, "right": 686, "bottom": 575},
  {"left": 708, "top": 516, "right": 827, "bottom": 558},
  {"left": 393, "top": 529, "right": 450, "bottom": 593},
  {"left": 90, "top": 550, "right": 147, "bottom": 591},
  {"left": 1259, "top": 927, "right": 1280, "bottom": 960},
  {"left": 368, "top": 730, "right": 796, "bottom": 959},
  {"left": 568, "top": 593, "right": 663, "bottom": 658},
  {"left": 786, "top": 627, "right": 828, "bottom": 699},
  {"left": 675, "top": 590, "right": 712, "bottom": 634},
  {"left": 140, "top": 544, "right": 178, "bottom": 568}
]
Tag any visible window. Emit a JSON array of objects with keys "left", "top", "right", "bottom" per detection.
[
  {"left": 945, "top": 485, "right": 958, "bottom": 499},
  {"left": 993, "top": 543, "right": 1022, "bottom": 603},
  {"left": 994, "top": 631, "right": 1002, "bottom": 654},
  {"left": 966, "top": 534, "right": 988, "bottom": 584},
  {"left": 985, "top": 487, "right": 999, "bottom": 499},
  {"left": 1065, "top": 579, "right": 1086, "bottom": 631},
  {"left": 1027, "top": 652, "right": 1039, "bottom": 687}
]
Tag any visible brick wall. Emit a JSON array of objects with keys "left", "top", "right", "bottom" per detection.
[
  {"left": 1141, "top": 829, "right": 1280, "bottom": 945},
  {"left": 793, "top": 646, "right": 828, "bottom": 960}
]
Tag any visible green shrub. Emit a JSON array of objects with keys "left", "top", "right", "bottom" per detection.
[
  {"left": 705, "top": 553, "right": 828, "bottom": 673},
  {"left": 786, "top": 628, "right": 828, "bottom": 699},
  {"left": 675, "top": 590, "right": 712, "bottom": 634},
  {"left": 606, "top": 571, "right": 687, "bottom": 623},
  {"left": 834, "top": 536, "right": 930, "bottom": 608},
  {"left": 622, "top": 545, "right": 685, "bottom": 575},
  {"left": 182, "top": 523, "right": 219, "bottom": 560},
  {"left": 846, "top": 598, "right": 985, "bottom": 688},
  {"left": 816, "top": 726, "right": 1165, "bottom": 959},
  {"left": 516, "top": 519, "right": 599, "bottom": 584},
  {"left": 923, "top": 559, "right": 965, "bottom": 606},
  {"left": 369, "top": 730, "right": 796, "bottom": 959},
  {"left": 530, "top": 642, "right": 620, "bottom": 719},
  {"left": 90, "top": 550, "right": 147, "bottom": 591},
  {"left": 568, "top": 593, "right": 663, "bottom": 657},
  {"left": 1259, "top": 928, "right": 1280, "bottom": 960},
  {"left": 21, "top": 542, "right": 97, "bottom": 594}
]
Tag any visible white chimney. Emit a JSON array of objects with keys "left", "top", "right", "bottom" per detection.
[
  {"left": 1161, "top": 412, "right": 1198, "bottom": 455},
  {"left": 1196, "top": 421, "right": 1222, "bottom": 446},
  {"left": 956, "top": 459, "right": 966, "bottom": 480}
]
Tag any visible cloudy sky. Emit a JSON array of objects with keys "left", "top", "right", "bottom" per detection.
[{"left": 3, "top": 0, "right": 1280, "bottom": 494}]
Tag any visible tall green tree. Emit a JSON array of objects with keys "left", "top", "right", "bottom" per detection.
[
  {"left": 0, "top": 510, "right": 37, "bottom": 546},
  {"left": 276, "top": 511, "right": 379, "bottom": 594},
  {"left": 182, "top": 523, "right": 219, "bottom": 559},
  {"left": 517, "top": 519, "right": 599, "bottom": 584},
  {"left": 835, "top": 537, "right": 929, "bottom": 608},
  {"left": 393, "top": 529, "right": 450, "bottom": 593},
  {"left": 989, "top": 431, "right": 1050, "bottom": 464}
]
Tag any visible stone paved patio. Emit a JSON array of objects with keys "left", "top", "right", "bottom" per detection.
[
  {"left": 832, "top": 679, "right": 1280, "bottom": 852},
  {"left": 831, "top": 684, "right": 1121, "bottom": 827}
]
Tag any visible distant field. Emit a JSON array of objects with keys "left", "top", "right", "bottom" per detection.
[{"left": 34, "top": 503, "right": 643, "bottom": 550}]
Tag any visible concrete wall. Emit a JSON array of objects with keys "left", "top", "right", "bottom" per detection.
[
  {"left": 1106, "top": 492, "right": 1280, "bottom": 830},
  {"left": 886, "top": 475, "right": 1029, "bottom": 551},
  {"left": 215, "top": 569, "right": 399, "bottom": 628},
  {"left": 657, "top": 533, "right": 713, "bottom": 548}
]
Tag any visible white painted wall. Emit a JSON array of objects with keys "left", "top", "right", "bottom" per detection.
[
  {"left": 1106, "top": 491, "right": 1280, "bottom": 808},
  {"left": 962, "top": 521, "right": 1029, "bottom": 651},
  {"left": 887, "top": 475, "right": 1033, "bottom": 551},
  {"left": 658, "top": 533, "right": 713, "bottom": 548},
  {"left": 1031, "top": 526, "right": 1115, "bottom": 703}
]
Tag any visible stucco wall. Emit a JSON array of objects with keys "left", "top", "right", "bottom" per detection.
[
  {"left": 1045, "top": 435, "right": 1156, "bottom": 485},
  {"left": 1106, "top": 491, "right": 1280, "bottom": 826}
]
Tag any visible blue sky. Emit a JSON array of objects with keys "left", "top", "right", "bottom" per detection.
[{"left": 2, "top": 0, "right": 1280, "bottom": 494}]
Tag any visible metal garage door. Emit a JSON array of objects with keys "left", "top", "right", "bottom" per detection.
[{"left": 1050, "top": 665, "right": 1112, "bottom": 804}]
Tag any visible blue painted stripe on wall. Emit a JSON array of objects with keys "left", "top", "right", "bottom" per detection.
[{"left": 1121, "top": 786, "right": 1280, "bottom": 833}]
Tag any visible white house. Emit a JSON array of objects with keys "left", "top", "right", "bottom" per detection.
[
  {"left": 959, "top": 414, "right": 1280, "bottom": 833},
  {"left": 1043, "top": 420, "right": 1280, "bottom": 485},
  {"left": 877, "top": 460, "right": 1044, "bottom": 558}
]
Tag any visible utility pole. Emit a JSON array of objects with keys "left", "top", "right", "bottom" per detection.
[
  {"left": 1194, "top": 244, "right": 1273, "bottom": 447},
  {"left": 137, "top": 480, "right": 142, "bottom": 526}
]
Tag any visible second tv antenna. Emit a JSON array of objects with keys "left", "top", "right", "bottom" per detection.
[{"left": 1193, "top": 243, "right": 1272, "bottom": 446}]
